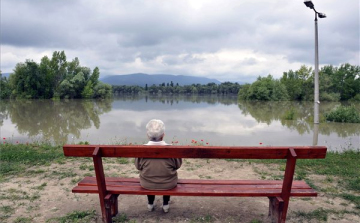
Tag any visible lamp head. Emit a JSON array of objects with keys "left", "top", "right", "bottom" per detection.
[
  {"left": 304, "top": 0, "right": 314, "bottom": 9},
  {"left": 318, "top": 13, "right": 327, "bottom": 18}
]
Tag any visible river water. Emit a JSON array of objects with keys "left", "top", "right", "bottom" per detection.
[{"left": 1, "top": 95, "right": 359, "bottom": 151}]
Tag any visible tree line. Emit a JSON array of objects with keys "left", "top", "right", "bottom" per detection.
[
  {"left": 238, "top": 63, "right": 360, "bottom": 101},
  {"left": 0, "top": 51, "right": 111, "bottom": 99},
  {"left": 113, "top": 82, "right": 241, "bottom": 95}
]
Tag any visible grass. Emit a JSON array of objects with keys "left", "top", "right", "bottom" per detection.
[
  {"left": 31, "top": 183, "right": 47, "bottom": 190},
  {"left": 0, "top": 205, "right": 15, "bottom": 221},
  {"left": 341, "top": 194, "right": 360, "bottom": 209},
  {"left": 112, "top": 213, "right": 135, "bottom": 223},
  {"left": 0, "top": 143, "right": 65, "bottom": 179},
  {"left": 0, "top": 188, "right": 40, "bottom": 202},
  {"left": 294, "top": 208, "right": 328, "bottom": 222},
  {"left": 191, "top": 215, "right": 214, "bottom": 223},
  {"left": 13, "top": 217, "right": 34, "bottom": 223},
  {"left": 293, "top": 207, "right": 359, "bottom": 222},
  {"left": 49, "top": 170, "right": 77, "bottom": 179},
  {"left": 46, "top": 210, "right": 97, "bottom": 223}
]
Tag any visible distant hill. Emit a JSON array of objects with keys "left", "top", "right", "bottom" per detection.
[{"left": 100, "top": 73, "right": 221, "bottom": 87}]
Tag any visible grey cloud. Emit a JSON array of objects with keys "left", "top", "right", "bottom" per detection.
[{"left": 1, "top": 0, "right": 358, "bottom": 80}]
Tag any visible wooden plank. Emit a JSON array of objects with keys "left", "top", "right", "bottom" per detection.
[
  {"left": 72, "top": 185, "right": 317, "bottom": 197},
  {"left": 63, "top": 145, "right": 327, "bottom": 159},
  {"left": 78, "top": 181, "right": 313, "bottom": 190},
  {"left": 79, "top": 177, "right": 311, "bottom": 186},
  {"left": 78, "top": 177, "right": 311, "bottom": 186}
]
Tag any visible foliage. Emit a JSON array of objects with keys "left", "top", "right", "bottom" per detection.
[
  {"left": 0, "top": 75, "right": 12, "bottom": 99},
  {"left": 320, "top": 92, "right": 341, "bottom": 102},
  {"left": 238, "top": 75, "right": 289, "bottom": 101},
  {"left": 325, "top": 105, "right": 360, "bottom": 123},
  {"left": 238, "top": 63, "right": 359, "bottom": 101},
  {"left": 5, "top": 51, "right": 111, "bottom": 99},
  {"left": 113, "top": 82, "right": 241, "bottom": 96},
  {"left": 280, "top": 65, "right": 313, "bottom": 101}
]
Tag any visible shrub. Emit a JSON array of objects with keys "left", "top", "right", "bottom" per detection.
[
  {"left": 350, "top": 93, "right": 360, "bottom": 102},
  {"left": 320, "top": 92, "right": 340, "bottom": 102},
  {"left": 325, "top": 105, "right": 360, "bottom": 123}
]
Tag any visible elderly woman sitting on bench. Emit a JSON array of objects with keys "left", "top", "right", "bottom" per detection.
[{"left": 135, "top": 119, "right": 182, "bottom": 213}]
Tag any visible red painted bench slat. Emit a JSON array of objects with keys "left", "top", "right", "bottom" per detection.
[
  {"left": 72, "top": 185, "right": 317, "bottom": 197},
  {"left": 63, "top": 145, "right": 327, "bottom": 159}
]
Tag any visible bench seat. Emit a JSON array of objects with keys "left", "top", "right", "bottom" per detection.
[{"left": 73, "top": 177, "right": 317, "bottom": 197}]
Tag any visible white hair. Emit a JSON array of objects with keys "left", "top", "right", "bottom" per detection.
[{"left": 146, "top": 119, "right": 165, "bottom": 141}]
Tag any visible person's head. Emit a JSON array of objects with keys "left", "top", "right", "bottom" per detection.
[{"left": 146, "top": 119, "right": 165, "bottom": 142}]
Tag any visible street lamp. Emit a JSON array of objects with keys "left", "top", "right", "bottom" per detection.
[{"left": 304, "top": 0, "right": 326, "bottom": 124}]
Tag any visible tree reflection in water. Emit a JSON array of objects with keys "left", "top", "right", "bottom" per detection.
[
  {"left": 3, "top": 99, "right": 112, "bottom": 144},
  {"left": 238, "top": 100, "right": 360, "bottom": 138},
  {"left": 1, "top": 97, "right": 359, "bottom": 149}
]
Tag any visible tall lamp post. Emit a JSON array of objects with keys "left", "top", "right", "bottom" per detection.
[{"left": 304, "top": 0, "right": 326, "bottom": 124}]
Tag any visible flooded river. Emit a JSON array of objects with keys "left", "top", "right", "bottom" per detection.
[{"left": 1, "top": 95, "right": 359, "bottom": 151}]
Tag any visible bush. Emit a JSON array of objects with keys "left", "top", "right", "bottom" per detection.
[
  {"left": 350, "top": 94, "right": 360, "bottom": 102},
  {"left": 325, "top": 105, "right": 360, "bottom": 123},
  {"left": 320, "top": 92, "right": 340, "bottom": 102}
]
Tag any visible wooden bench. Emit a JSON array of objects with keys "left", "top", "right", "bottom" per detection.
[{"left": 63, "top": 145, "right": 327, "bottom": 223}]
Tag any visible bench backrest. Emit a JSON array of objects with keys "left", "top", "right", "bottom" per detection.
[{"left": 63, "top": 145, "right": 327, "bottom": 159}]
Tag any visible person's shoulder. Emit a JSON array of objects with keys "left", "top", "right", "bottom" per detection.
[{"left": 144, "top": 141, "right": 172, "bottom": 146}]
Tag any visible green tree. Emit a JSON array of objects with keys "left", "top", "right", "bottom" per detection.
[
  {"left": 93, "top": 82, "right": 112, "bottom": 99},
  {"left": 240, "top": 75, "right": 288, "bottom": 101},
  {"left": 7, "top": 51, "right": 111, "bottom": 99},
  {"left": 280, "top": 65, "right": 312, "bottom": 100},
  {"left": 50, "top": 51, "right": 67, "bottom": 97},
  {"left": 89, "top": 67, "right": 99, "bottom": 86},
  {"left": 39, "top": 56, "right": 54, "bottom": 98},
  {"left": 0, "top": 72, "right": 11, "bottom": 99},
  {"left": 10, "top": 60, "right": 45, "bottom": 99},
  {"left": 82, "top": 80, "right": 94, "bottom": 99}
]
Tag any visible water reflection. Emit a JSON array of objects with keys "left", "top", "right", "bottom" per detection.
[
  {"left": 1, "top": 99, "right": 112, "bottom": 144},
  {"left": 238, "top": 100, "right": 360, "bottom": 138},
  {"left": 116, "top": 94, "right": 238, "bottom": 106},
  {"left": 0, "top": 96, "right": 359, "bottom": 151}
]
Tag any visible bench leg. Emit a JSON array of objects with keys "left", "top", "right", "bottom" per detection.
[
  {"left": 110, "top": 194, "right": 119, "bottom": 217},
  {"left": 268, "top": 197, "right": 284, "bottom": 223},
  {"left": 104, "top": 194, "right": 113, "bottom": 223},
  {"left": 103, "top": 194, "right": 119, "bottom": 223}
]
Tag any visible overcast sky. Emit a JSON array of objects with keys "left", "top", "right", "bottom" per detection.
[{"left": 1, "top": 0, "right": 359, "bottom": 83}]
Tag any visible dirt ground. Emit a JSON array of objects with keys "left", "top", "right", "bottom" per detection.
[{"left": 1, "top": 158, "right": 359, "bottom": 223}]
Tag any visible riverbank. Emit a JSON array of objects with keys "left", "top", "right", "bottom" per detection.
[{"left": 0, "top": 144, "right": 359, "bottom": 223}]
